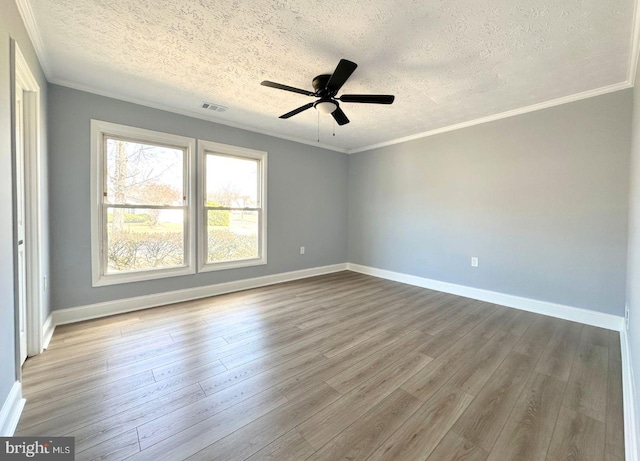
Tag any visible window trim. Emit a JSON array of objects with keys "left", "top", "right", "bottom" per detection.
[
  {"left": 197, "top": 139, "right": 268, "bottom": 272},
  {"left": 90, "top": 120, "right": 196, "bottom": 287}
]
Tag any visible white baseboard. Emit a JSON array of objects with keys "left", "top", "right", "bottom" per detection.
[
  {"left": 348, "top": 263, "right": 638, "bottom": 458},
  {"left": 42, "top": 312, "right": 55, "bottom": 349},
  {"left": 39, "top": 261, "right": 638, "bottom": 459},
  {"left": 0, "top": 382, "right": 25, "bottom": 436},
  {"left": 621, "top": 328, "right": 640, "bottom": 461},
  {"left": 347, "top": 263, "right": 625, "bottom": 331},
  {"left": 52, "top": 263, "right": 348, "bottom": 325},
  {"left": 52, "top": 261, "right": 623, "bottom": 330}
]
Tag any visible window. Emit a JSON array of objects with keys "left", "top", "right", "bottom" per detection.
[
  {"left": 198, "top": 140, "right": 267, "bottom": 271},
  {"left": 91, "top": 121, "right": 196, "bottom": 286}
]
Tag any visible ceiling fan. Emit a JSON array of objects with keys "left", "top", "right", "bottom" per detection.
[{"left": 261, "top": 59, "right": 395, "bottom": 126}]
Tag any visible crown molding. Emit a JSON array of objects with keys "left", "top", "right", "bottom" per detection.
[
  {"left": 49, "top": 76, "right": 635, "bottom": 156},
  {"left": 629, "top": 0, "right": 640, "bottom": 85},
  {"left": 17, "top": 0, "right": 640, "bottom": 155},
  {"left": 14, "top": 0, "right": 52, "bottom": 79},
  {"left": 348, "top": 81, "right": 632, "bottom": 154},
  {"left": 49, "top": 77, "right": 349, "bottom": 154}
]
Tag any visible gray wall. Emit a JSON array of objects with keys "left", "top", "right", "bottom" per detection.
[
  {"left": 1, "top": 0, "right": 49, "bottom": 410},
  {"left": 48, "top": 84, "right": 348, "bottom": 310},
  {"left": 349, "top": 90, "right": 631, "bottom": 315},
  {"left": 627, "top": 60, "right": 640, "bottom": 447}
]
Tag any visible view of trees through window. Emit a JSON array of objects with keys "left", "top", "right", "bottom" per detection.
[
  {"left": 205, "top": 153, "right": 260, "bottom": 264},
  {"left": 103, "top": 137, "right": 262, "bottom": 275},
  {"left": 105, "top": 137, "right": 185, "bottom": 273}
]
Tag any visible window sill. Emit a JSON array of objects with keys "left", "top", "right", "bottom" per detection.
[
  {"left": 198, "top": 257, "right": 267, "bottom": 273},
  {"left": 92, "top": 265, "right": 196, "bottom": 287}
]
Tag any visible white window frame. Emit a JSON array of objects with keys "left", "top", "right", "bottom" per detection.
[
  {"left": 90, "top": 120, "right": 196, "bottom": 287},
  {"left": 198, "top": 140, "right": 267, "bottom": 272}
]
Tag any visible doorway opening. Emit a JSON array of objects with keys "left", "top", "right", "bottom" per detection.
[{"left": 12, "top": 42, "right": 43, "bottom": 370}]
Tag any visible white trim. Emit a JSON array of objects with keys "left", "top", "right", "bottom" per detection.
[
  {"left": 42, "top": 260, "right": 639, "bottom": 460},
  {"left": 50, "top": 78, "right": 348, "bottom": 154},
  {"left": 0, "top": 382, "right": 25, "bottom": 436},
  {"left": 53, "top": 261, "right": 625, "bottom": 330},
  {"left": 54, "top": 77, "right": 631, "bottom": 156},
  {"left": 42, "top": 312, "right": 55, "bottom": 350},
  {"left": 15, "top": 45, "right": 44, "bottom": 357},
  {"left": 15, "top": 0, "right": 640, "bottom": 155},
  {"left": 14, "top": 47, "right": 39, "bottom": 91},
  {"left": 197, "top": 140, "right": 268, "bottom": 272},
  {"left": 90, "top": 120, "right": 197, "bottom": 287},
  {"left": 349, "top": 261, "right": 640, "bottom": 461},
  {"left": 620, "top": 328, "right": 640, "bottom": 461},
  {"left": 347, "top": 263, "right": 625, "bottom": 331},
  {"left": 349, "top": 82, "right": 631, "bottom": 154},
  {"left": 52, "top": 263, "right": 348, "bottom": 325},
  {"left": 14, "top": 0, "right": 52, "bottom": 79},
  {"left": 629, "top": 0, "right": 640, "bottom": 85}
]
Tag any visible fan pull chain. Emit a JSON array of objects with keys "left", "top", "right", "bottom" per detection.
[
  {"left": 317, "top": 111, "right": 320, "bottom": 143},
  {"left": 333, "top": 119, "right": 336, "bottom": 137}
]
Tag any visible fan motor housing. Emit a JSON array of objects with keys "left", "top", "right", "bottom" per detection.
[{"left": 312, "top": 74, "right": 332, "bottom": 95}]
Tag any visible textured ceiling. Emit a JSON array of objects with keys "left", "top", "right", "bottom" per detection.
[{"left": 26, "top": 0, "right": 635, "bottom": 151}]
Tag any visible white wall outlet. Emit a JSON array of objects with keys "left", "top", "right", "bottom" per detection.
[
  {"left": 300, "top": 246, "right": 305, "bottom": 255},
  {"left": 471, "top": 257, "right": 479, "bottom": 267},
  {"left": 625, "top": 303, "right": 630, "bottom": 330}
]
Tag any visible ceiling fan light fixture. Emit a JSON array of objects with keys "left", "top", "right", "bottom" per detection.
[
  {"left": 315, "top": 100, "right": 338, "bottom": 115},
  {"left": 262, "top": 59, "right": 394, "bottom": 125}
]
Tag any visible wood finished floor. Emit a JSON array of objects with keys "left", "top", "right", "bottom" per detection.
[{"left": 16, "top": 271, "right": 624, "bottom": 461}]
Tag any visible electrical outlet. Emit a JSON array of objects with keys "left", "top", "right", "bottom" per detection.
[
  {"left": 300, "top": 246, "right": 305, "bottom": 255},
  {"left": 626, "top": 304, "right": 630, "bottom": 330},
  {"left": 471, "top": 257, "right": 479, "bottom": 267}
]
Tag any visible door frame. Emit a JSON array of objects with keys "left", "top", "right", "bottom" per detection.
[
  {"left": 12, "top": 41, "right": 43, "bottom": 366},
  {"left": 15, "top": 68, "right": 27, "bottom": 366}
]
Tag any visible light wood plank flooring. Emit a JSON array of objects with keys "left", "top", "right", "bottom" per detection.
[{"left": 16, "top": 271, "right": 624, "bottom": 461}]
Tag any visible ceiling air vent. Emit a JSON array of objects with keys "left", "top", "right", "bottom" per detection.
[{"left": 201, "top": 102, "right": 228, "bottom": 113}]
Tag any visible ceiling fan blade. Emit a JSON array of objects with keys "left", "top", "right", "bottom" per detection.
[
  {"left": 261, "top": 81, "right": 315, "bottom": 96},
  {"left": 279, "top": 102, "right": 315, "bottom": 119},
  {"left": 332, "top": 106, "right": 350, "bottom": 125},
  {"left": 326, "top": 59, "right": 358, "bottom": 93},
  {"left": 339, "top": 94, "right": 395, "bottom": 104}
]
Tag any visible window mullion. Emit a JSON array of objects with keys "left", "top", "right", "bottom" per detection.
[{"left": 107, "top": 204, "right": 186, "bottom": 210}]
